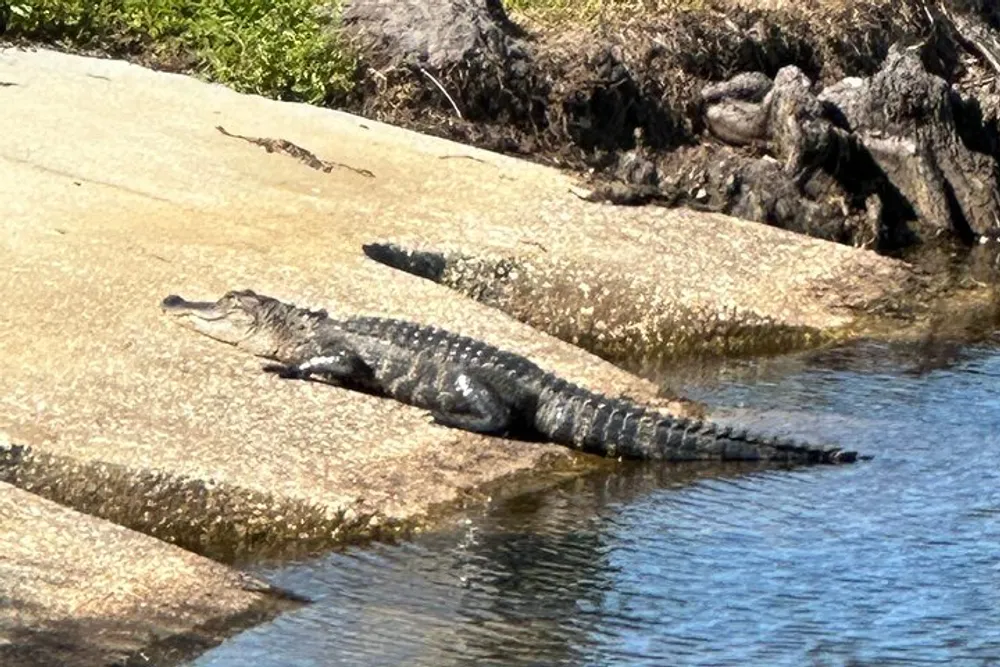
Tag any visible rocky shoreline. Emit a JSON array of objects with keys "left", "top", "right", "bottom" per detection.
[{"left": 344, "top": 0, "right": 1000, "bottom": 258}]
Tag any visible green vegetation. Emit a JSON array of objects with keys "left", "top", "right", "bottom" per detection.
[
  {"left": 5, "top": 0, "right": 355, "bottom": 103},
  {"left": 504, "top": 0, "right": 706, "bottom": 25},
  {"left": 1, "top": 0, "right": 722, "bottom": 104}
]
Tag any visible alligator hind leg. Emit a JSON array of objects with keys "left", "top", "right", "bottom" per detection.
[{"left": 429, "top": 372, "right": 512, "bottom": 435}]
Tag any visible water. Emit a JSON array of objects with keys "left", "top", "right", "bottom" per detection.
[{"left": 191, "top": 339, "right": 1000, "bottom": 666}]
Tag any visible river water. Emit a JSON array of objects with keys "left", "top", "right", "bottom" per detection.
[{"left": 191, "top": 338, "right": 1000, "bottom": 666}]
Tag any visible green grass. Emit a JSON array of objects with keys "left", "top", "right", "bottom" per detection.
[
  {"left": 503, "top": 0, "right": 708, "bottom": 25},
  {"left": 5, "top": 0, "right": 356, "bottom": 103}
]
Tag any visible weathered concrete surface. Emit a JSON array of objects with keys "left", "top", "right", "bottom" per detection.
[
  {"left": 358, "top": 236, "right": 923, "bottom": 369},
  {"left": 0, "top": 45, "right": 916, "bottom": 561},
  {"left": 0, "top": 481, "right": 288, "bottom": 666}
]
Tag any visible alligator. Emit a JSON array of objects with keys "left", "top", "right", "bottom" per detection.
[{"left": 161, "top": 290, "right": 862, "bottom": 464}]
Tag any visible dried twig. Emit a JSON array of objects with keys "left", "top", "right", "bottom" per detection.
[
  {"left": 419, "top": 67, "right": 463, "bottom": 118},
  {"left": 933, "top": 0, "right": 1000, "bottom": 76},
  {"left": 438, "top": 154, "right": 489, "bottom": 164},
  {"left": 216, "top": 125, "right": 375, "bottom": 178}
]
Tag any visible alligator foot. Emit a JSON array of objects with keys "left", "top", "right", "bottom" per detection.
[
  {"left": 262, "top": 363, "right": 305, "bottom": 379},
  {"left": 429, "top": 409, "right": 510, "bottom": 435}
]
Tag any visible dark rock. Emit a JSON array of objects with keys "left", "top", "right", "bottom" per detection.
[
  {"left": 678, "top": 47, "right": 1000, "bottom": 252},
  {"left": 704, "top": 99, "right": 768, "bottom": 146},
  {"left": 765, "top": 67, "right": 835, "bottom": 177},
  {"left": 818, "top": 76, "right": 867, "bottom": 129},
  {"left": 656, "top": 144, "right": 874, "bottom": 246},
  {"left": 701, "top": 66, "right": 838, "bottom": 179},
  {"left": 342, "top": 0, "right": 515, "bottom": 71},
  {"left": 342, "top": 0, "right": 541, "bottom": 130},
  {"left": 686, "top": 66, "right": 874, "bottom": 245},
  {"left": 822, "top": 46, "right": 1000, "bottom": 244},
  {"left": 701, "top": 71, "right": 773, "bottom": 105}
]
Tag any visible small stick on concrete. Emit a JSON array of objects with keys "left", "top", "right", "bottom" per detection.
[
  {"left": 216, "top": 125, "right": 375, "bottom": 178},
  {"left": 438, "top": 154, "right": 489, "bottom": 164}
]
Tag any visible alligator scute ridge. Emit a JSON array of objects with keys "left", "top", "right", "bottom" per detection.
[{"left": 161, "top": 290, "right": 865, "bottom": 465}]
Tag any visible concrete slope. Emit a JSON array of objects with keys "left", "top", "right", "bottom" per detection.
[
  {"left": 0, "top": 47, "right": 913, "bottom": 558},
  {"left": 0, "top": 480, "right": 288, "bottom": 666}
]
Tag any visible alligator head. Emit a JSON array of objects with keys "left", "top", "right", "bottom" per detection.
[{"left": 161, "top": 289, "right": 323, "bottom": 361}]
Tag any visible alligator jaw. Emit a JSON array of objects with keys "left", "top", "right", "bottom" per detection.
[{"left": 160, "top": 293, "right": 254, "bottom": 346}]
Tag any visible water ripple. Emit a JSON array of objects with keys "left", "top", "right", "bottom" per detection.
[{"left": 193, "top": 340, "right": 1000, "bottom": 667}]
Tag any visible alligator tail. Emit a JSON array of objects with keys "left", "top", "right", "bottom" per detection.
[{"left": 536, "top": 378, "right": 859, "bottom": 464}]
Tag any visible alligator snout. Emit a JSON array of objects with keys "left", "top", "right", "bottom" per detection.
[
  {"left": 159, "top": 294, "right": 221, "bottom": 319},
  {"left": 161, "top": 294, "right": 187, "bottom": 309}
]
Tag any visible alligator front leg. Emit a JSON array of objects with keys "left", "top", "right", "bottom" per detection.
[
  {"left": 429, "top": 372, "right": 512, "bottom": 435},
  {"left": 264, "top": 349, "right": 370, "bottom": 382}
]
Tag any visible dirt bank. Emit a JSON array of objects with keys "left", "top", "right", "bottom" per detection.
[{"left": 343, "top": 0, "right": 1000, "bottom": 260}]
